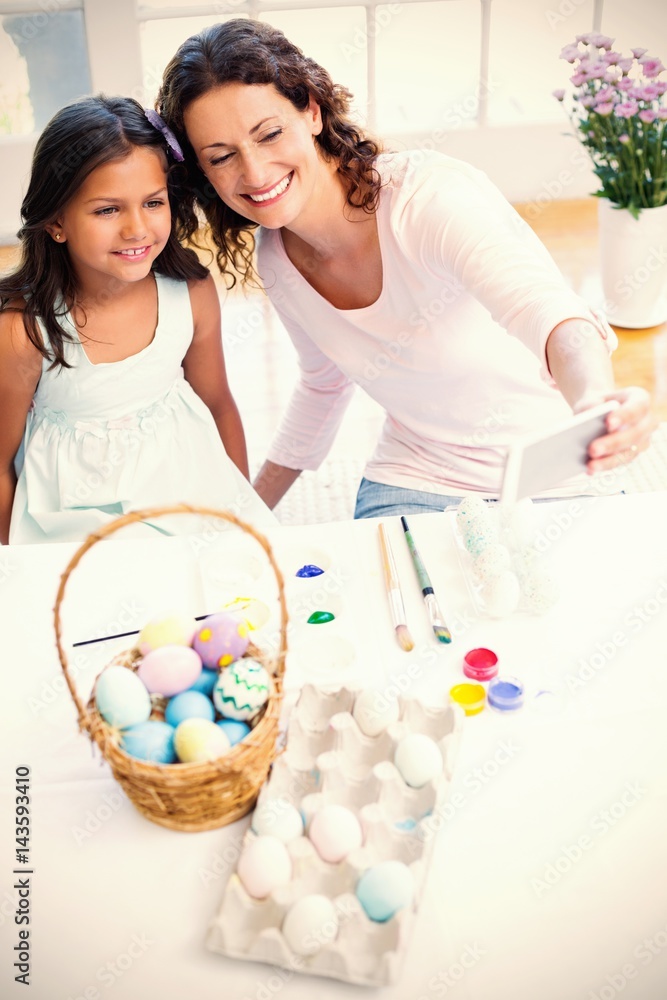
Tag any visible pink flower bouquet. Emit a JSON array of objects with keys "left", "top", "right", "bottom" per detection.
[{"left": 554, "top": 32, "right": 667, "bottom": 217}]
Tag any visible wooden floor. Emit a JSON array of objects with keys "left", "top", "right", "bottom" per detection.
[{"left": 2, "top": 197, "right": 666, "bottom": 421}]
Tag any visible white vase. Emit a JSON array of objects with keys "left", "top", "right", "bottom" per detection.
[{"left": 597, "top": 199, "right": 667, "bottom": 328}]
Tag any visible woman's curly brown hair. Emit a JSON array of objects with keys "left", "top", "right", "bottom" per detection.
[{"left": 157, "top": 18, "right": 383, "bottom": 287}]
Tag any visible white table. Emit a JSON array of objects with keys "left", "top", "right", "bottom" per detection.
[{"left": 1, "top": 493, "right": 667, "bottom": 1000}]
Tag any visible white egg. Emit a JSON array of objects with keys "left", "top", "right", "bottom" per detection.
[
  {"left": 472, "top": 543, "right": 512, "bottom": 581},
  {"left": 251, "top": 798, "right": 304, "bottom": 842},
  {"left": 352, "top": 688, "right": 400, "bottom": 737},
  {"left": 481, "top": 569, "right": 521, "bottom": 617},
  {"left": 282, "top": 894, "right": 338, "bottom": 956},
  {"left": 394, "top": 733, "right": 443, "bottom": 788},
  {"left": 308, "top": 803, "right": 363, "bottom": 863},
  {"left": 463, "top": 513, "right": 498, "bottom": 556},
  {"left": 237, "top": 835, "right": 292, "bottom": 899},
  {"left": 523, "top": 569, "right": 560, "bottom": 613},
  {"left": 455, "top": 494, "right": 488, "bottom": 532}
]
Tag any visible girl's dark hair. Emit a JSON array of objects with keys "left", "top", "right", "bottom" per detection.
[
  {"left": 158, "top": 18, "right": 383, "bottom": 286},
  {"left": 0, "top": 94, "right": 208, "bottom": 369}
]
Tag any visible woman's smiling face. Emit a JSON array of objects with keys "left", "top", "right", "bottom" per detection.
[{"left": 183, "top": 82, "right": 324, "bottom": 230}]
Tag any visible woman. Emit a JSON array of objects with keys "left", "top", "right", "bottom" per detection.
[{"left": 158, "top": 18, "right": 653, "bottom": 518}]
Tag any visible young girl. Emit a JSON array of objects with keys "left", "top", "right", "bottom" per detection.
[
  {"left": 0, "top": 95, "right": 274, "bottom": 544},
  {"left": 157, "top": 19, "right": 652, "bottom": 518}
]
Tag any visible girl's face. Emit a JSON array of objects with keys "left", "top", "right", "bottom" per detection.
[
  {"left": 183, "top": 82, "right": 325, "bottom": 231},
  {"left": 50, "top": 146, "right": 172, "bottom": 293}
]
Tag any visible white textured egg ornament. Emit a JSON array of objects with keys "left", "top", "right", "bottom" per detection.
[
  {"left": 522, "top": 567, "right": 560, "bottom": 613},
  {"left": 213, "top": 658, "right": 270, "bottom": 722},
  {"left": 455, "top": 494, "right": 488, "bottom": 533},
  {"left": 472, "top": 542, "right": 512, "bottom": 582},
  {"left": 352, "top": 688, "right": 400, "bottom": 737},
  {"left": 463, "top": 512, "right": 498, "bottom": 557},
  {"left": 480, "top": 569, "right": 521, "bottom": 617}
]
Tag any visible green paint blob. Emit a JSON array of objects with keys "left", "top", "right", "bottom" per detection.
[{"left": 307, "top": 610, "right": 335, "bottom": 624}]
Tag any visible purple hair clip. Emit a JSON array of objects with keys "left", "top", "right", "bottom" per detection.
[{"left": 144, "top": 108, "right": 185, "bottom": 162}]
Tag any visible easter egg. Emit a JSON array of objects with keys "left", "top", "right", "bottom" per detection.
[
  {"left": 455, "top": 494, "right": 488, "bottom": 532},
  {"left": 394, "top": 733, "right": 443, "bottom": 788},
  {"left": 165, "top": 690, "right": 215, "bottom": 728},
  {"left": 463, "top": 512, "right": 498, "bottom": 556},
  {"left": 281, "top": 894, "right": 338, "bottom": 955},
  {"left": 352, "top": 688, "right": 400, "bottom": 737},
  {"left": 137, "top": 645, "right": 202, "bottom": 697},
  {"left": 221, "top": 596, "right": 271, "bottom": 631},
  {"left": 308, "top": 804, "right": 363, "bottom": 863},
  {"left": 213, "top": 658, "right": 270, "bottom": 722},
  {"left": 237, "top": 835, "right": 292, "bottom": 899},
  {"left": 193, "top": 612, "right": 249, "bottom": 669},
  {"left": 187, "top": 667, "right": 218, "bottom": 697},
  {"left": 522, "top": 568, "right": 560, "bottom": 613},
  {"left": 252, "top": 798, "right": 304, "bottom": 842},
  {"left": 356, "top": 860, "right": 414, "bottom": 922},
  {"left": 174, "top": 718, "right": 230, "bottom": 763},
  {"left": 136, "top": 612, "right": 197, "bottom": 655},
  {"left": 95, "top": 666, "right": 152, "bottom": 729},
  {"left": 120, "top": 720, "right": 176, "bottom": 764},
  {"left": 472, "top": 543, "right": 512, "bottom": 582},
  {"left": 481, "top": 569, "right": 521, "bottom": 617},
  {"left": 216, "top": 718, "right": 251, "bottom": 747}
]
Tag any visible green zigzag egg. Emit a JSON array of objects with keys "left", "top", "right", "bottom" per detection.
[{"left": 213, "top": 659, "right": 270, "bottom": 721}]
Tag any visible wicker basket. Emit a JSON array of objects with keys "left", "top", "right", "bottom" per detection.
[{"left": 53, "top": 504, "right": 288, "bottom": 832}]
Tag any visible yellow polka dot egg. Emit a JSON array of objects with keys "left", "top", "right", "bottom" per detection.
[{"left": 193, "top": 612, "right": 250, "bottom": 669}]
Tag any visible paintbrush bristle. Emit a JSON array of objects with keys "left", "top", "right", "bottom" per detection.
[
  {"left": 433, "top": 625, "right": 452, "bottom": 644},
  {"left": 395, "top": 624, "right": 414, "bottom": 651}
]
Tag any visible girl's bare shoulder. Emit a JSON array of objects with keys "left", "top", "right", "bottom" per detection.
[{"left": 0, "top": 300, "right": 43, "bottom": 373}]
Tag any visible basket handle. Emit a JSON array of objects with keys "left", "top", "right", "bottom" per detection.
[{"left": 53, "top": 504, "right": 288, "bottom": 737}]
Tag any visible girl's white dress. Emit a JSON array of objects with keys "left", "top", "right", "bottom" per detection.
[{"left": 9, "top": 274, "right": 275, "bottom": 543}]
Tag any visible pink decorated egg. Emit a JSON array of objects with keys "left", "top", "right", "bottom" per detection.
[
  {"left": 137, "top": 645, "right": 202, "bottom": 697},
  {"left": 193, "top": 612, "right": 250, "bottom": 669}
]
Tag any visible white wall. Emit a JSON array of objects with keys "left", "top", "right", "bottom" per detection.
[{"left": 1, "top": 0, "right": 665, "bottom": 242}]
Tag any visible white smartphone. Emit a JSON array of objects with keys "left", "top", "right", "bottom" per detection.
[{"left": 500, "top": 401, "right": 619, "bottom": 505}]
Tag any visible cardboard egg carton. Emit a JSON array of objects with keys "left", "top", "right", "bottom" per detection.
[{"left": 206, "top": 684, "right": 464, "bottom": 987}]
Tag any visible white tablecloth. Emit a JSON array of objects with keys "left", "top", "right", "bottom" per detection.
[{"left": 1, "top": 492, "right": 667, "bottom": 1000}]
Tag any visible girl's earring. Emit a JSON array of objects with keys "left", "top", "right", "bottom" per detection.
[{"left": 55, "top": 233, "right": 61, "bottom": 241}]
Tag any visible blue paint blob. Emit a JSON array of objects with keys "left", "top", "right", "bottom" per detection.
[{"left": 296, "top": 564, "right": 324, "bottom": 578}]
